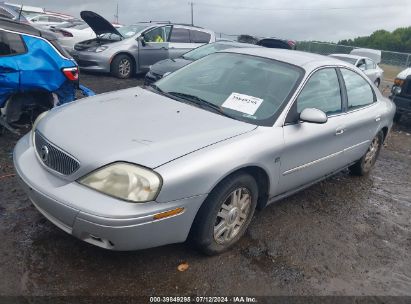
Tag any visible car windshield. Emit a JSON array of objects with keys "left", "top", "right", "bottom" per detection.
[
  {"left": 155, "top": 52, "right": 303, "bottom": 126},
  {"left": 183, "top": 42, "right": 243, "bottom": 61},
  {"left": 118, "top": 24, "right": 149, "bottom": 38},
  {"left": 330, "top": 55, "right": 357, "bottom": 65}
]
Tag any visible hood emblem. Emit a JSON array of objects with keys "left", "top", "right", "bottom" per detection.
[{"left": 40, "top": 145, "right": 49, "bottom": 163}]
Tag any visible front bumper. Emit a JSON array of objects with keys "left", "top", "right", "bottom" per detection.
[
  {"left": 390, "top": 94, "right": 411, "bottom": 113},
  {"left": 13, "top": 134, "right": 206, "bottom": 251},
  {"left": 71, "top": 51, "right": 111, "bottom": 73}
]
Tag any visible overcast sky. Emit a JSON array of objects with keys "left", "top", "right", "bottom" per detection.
[{"left": 16, "top": 0, "right": 411, "bottom": 42}]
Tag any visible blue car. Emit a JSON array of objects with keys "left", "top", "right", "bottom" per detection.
[{"left": 0, "top": 17, "right": 94, "bottom": 132}]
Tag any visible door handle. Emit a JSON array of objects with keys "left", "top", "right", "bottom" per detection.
[{"left": 335, "top": 128, "right": 345, "bottom": 135}]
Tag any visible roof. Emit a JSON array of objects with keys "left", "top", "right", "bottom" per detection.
[
  {"left": 224, "top": 48, "right": 350, "bottom": 68},
  {"left": 0, "top": 17, "right": 56, "bottom": 40},
  {"left": 330, "top": 53, "right": 362, "bottom": 60}
]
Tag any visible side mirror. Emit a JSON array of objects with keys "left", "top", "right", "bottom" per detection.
[
  {"left": 300, "top": 108, "right": 328, "bottom": 124},
  {"left": 137, "top": 36, "right": 146, "bottom": 46}
]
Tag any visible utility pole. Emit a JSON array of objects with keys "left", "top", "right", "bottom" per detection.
[
  {"left": 190, "top": 1, "right": 194, "bottom": 25},
  {"left": 114, "top": 3, "right": 119, "bottom": 23}
]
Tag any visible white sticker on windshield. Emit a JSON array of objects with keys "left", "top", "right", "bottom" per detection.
[{"left": 222, "top": 93, "right": 263, "bottom": 115}]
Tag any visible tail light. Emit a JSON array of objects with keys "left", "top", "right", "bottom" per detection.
[
  {"left": 59, "top": 30, "right": 73, "bottom": 37},
  {"left": 62, "top": 67, "right": 79, "bottom": 81},
  {"left": 394, "top": 78, "right": 404, "bottom": 87}
]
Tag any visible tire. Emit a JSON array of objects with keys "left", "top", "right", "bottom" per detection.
[
  {"left": 349, "top": 130, "right": 384, "bottom": 176},
  {"left": 191, "top": 173, "right": 258, "bottom": 255},
  {"left": 394, "top": 113, "right": 402, "bottom": 123},
  {"left": 374, "top": 78, "right": 380, "bottom": 88},
  {"left": 111, "top": 54, "right": 133, "bottom": 79}
]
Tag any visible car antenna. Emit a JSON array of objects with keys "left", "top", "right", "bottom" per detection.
[{"left": 18, "top": 4, "right": 23, "bottom": 22}]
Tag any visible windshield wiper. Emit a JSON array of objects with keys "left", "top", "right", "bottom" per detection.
[{"left": 166, "top": 91, "right": 235, "bottom": 119}]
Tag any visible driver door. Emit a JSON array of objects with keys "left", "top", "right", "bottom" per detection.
[
  {"left": 138, "top": 26, "right": 171, "bottom": 72},
  {"left": 277, "top": 68, "right": 349, "bottom": 194}
]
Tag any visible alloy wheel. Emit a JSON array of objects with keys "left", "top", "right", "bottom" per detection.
[
  {"left": 363, "top": 136, "right": 380, "bottom": 170},
  {"left": 118, "top": 59, "right": 131, "bottom": 77},
  {"left": 213, "top": 187, "right": 252, "bottom": 244}
]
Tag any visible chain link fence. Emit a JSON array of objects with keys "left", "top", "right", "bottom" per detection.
[
  {"left": 296, "top": 41, "right": 411, "bottom": 68},
  {"left": 215, "top": 34, "right": 411, "bottom": 68}
]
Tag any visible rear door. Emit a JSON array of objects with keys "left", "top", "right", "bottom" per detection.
[
  {"left": 338, "top": 68, "right": 381, "bottom": 164},
  {"left": 277, "top": 68, "right": 349, "bottom": 194},
  {"left": 0, "top": 31, "right": 24, "bottom": 106},
  {"left": 138, "top": 25, "right": 171, "bottom": 71}
]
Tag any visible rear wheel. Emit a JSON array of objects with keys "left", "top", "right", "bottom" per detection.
[
  {"left": 191, "top": 173, "right": 258, "bottom": 255},
  {"left": 111, "top": 54, "right": 133, "bottom": 79},
  {"left": 349, "top": 131, "right": 383, "bottom": 176}
]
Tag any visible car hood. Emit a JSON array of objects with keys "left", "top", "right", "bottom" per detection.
[
  {"left": 150, "top": 58, "right": 193, "bottom": 75},
  {"left": 80, "top": 10, "right": 122, "bottom": 37},
  {"left": 37, "top": 87, "right": 256, "bottom": 177}
]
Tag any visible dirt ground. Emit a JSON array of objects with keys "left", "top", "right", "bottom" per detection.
[{"left": 0, "top": 73, "right": 410, "bottom": 297}]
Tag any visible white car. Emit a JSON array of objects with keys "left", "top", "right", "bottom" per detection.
[
  {"left": 27, "top": 14, "right": 70, "bottom": 28},
  {"left": 56, "top": 23, "right": 123, "bottom": 52},
  {"left": 330, "top": 48, "right": 384, "bottom": 87}
]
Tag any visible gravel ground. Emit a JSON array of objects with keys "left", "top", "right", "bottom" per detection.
[{"left": 0, "top": 73, "right": 410, "bottom": 297}]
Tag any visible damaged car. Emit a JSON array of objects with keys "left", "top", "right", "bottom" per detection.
[
  {"left": 14, "top": 49, "right": 395, "bottom": 255},
  {"left": 0, "top": 18, "right": 94, "bottom": 133},
  {"left": 72, "top": 11, "right": 215, "bottom": 79}
]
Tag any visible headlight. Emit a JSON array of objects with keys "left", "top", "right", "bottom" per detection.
[
  {"left": 93, "top": 46, "right": 108, "bottom": 53},
  {"left": 78, "top": 162, "right": 162, "bottom": 203}
]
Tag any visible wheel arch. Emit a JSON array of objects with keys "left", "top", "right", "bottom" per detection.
[{"left": 110, "top": 52, "right": 137, "bottom": 74}]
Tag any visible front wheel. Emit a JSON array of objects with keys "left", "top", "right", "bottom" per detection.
[
  {"left": 111, "top": 54, "right": 133, "bottom": 79},
  {"left": 191, "top": 173, "right": 258, "bottom": 255},
  {"left": 349, "top": 131, "right": 383, "bottom": 176}
]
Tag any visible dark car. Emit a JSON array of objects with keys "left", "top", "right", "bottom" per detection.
[
  {"left": 144, "top": 41, "right": 259, "bottom": 85},
  {"left": 0, "top": 18, "right": 94, "bottom": 133},
  {"left": 390, "top": 67, "right": 411, "bottom": 122}
]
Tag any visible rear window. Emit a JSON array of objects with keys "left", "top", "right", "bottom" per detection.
[
  {"left": 190, "top": 30, "right": 211, "bottom": 43},
  {"left": 170, "top": 28, "right": 190, "bottom": 43},
  {"left": 0, "top": 31, "right": 26, "bottom": 56}
]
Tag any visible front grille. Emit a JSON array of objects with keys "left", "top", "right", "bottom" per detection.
[{"left": 34, "top": 131, "right": 80, "bottom": 176}]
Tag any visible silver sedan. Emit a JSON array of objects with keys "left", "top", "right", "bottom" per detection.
[{"left": 14, "top": 48, "right": 395, "bottom": 255}]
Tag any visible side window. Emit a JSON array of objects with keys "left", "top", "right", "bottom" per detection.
[
  {"left": 296, "top": 68, "right": 342, "bottom": 115},
  {"left": 0, "top": 32, "right": 26, "bottom": 56},
  {"left": 170, "top": 28, "right": 190, "bottom": 43},
  {"left": 341, "top": 69, "right": 375, "bottom": 109},
  {"left": 356, "top": 59, "right": 366, "bottom": 70},
  {"left": 190, "top": 30, "right": 211, "bottom": 43},
  {"left": 365, "top": 59, "right": 374, "bottom": 70},
  {"left": 49, "top": 16, "right": 63, "bottom": 23},
  {"left": 143, "top": 26, "right": 167, "bottom": 43}
]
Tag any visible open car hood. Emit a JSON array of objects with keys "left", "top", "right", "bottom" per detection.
[
  {"left": 350, "top": 48, "right": 381, "bottom": 64},
  {"left": 80, "top": 11, "right": 122, "bottom": 37}
]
